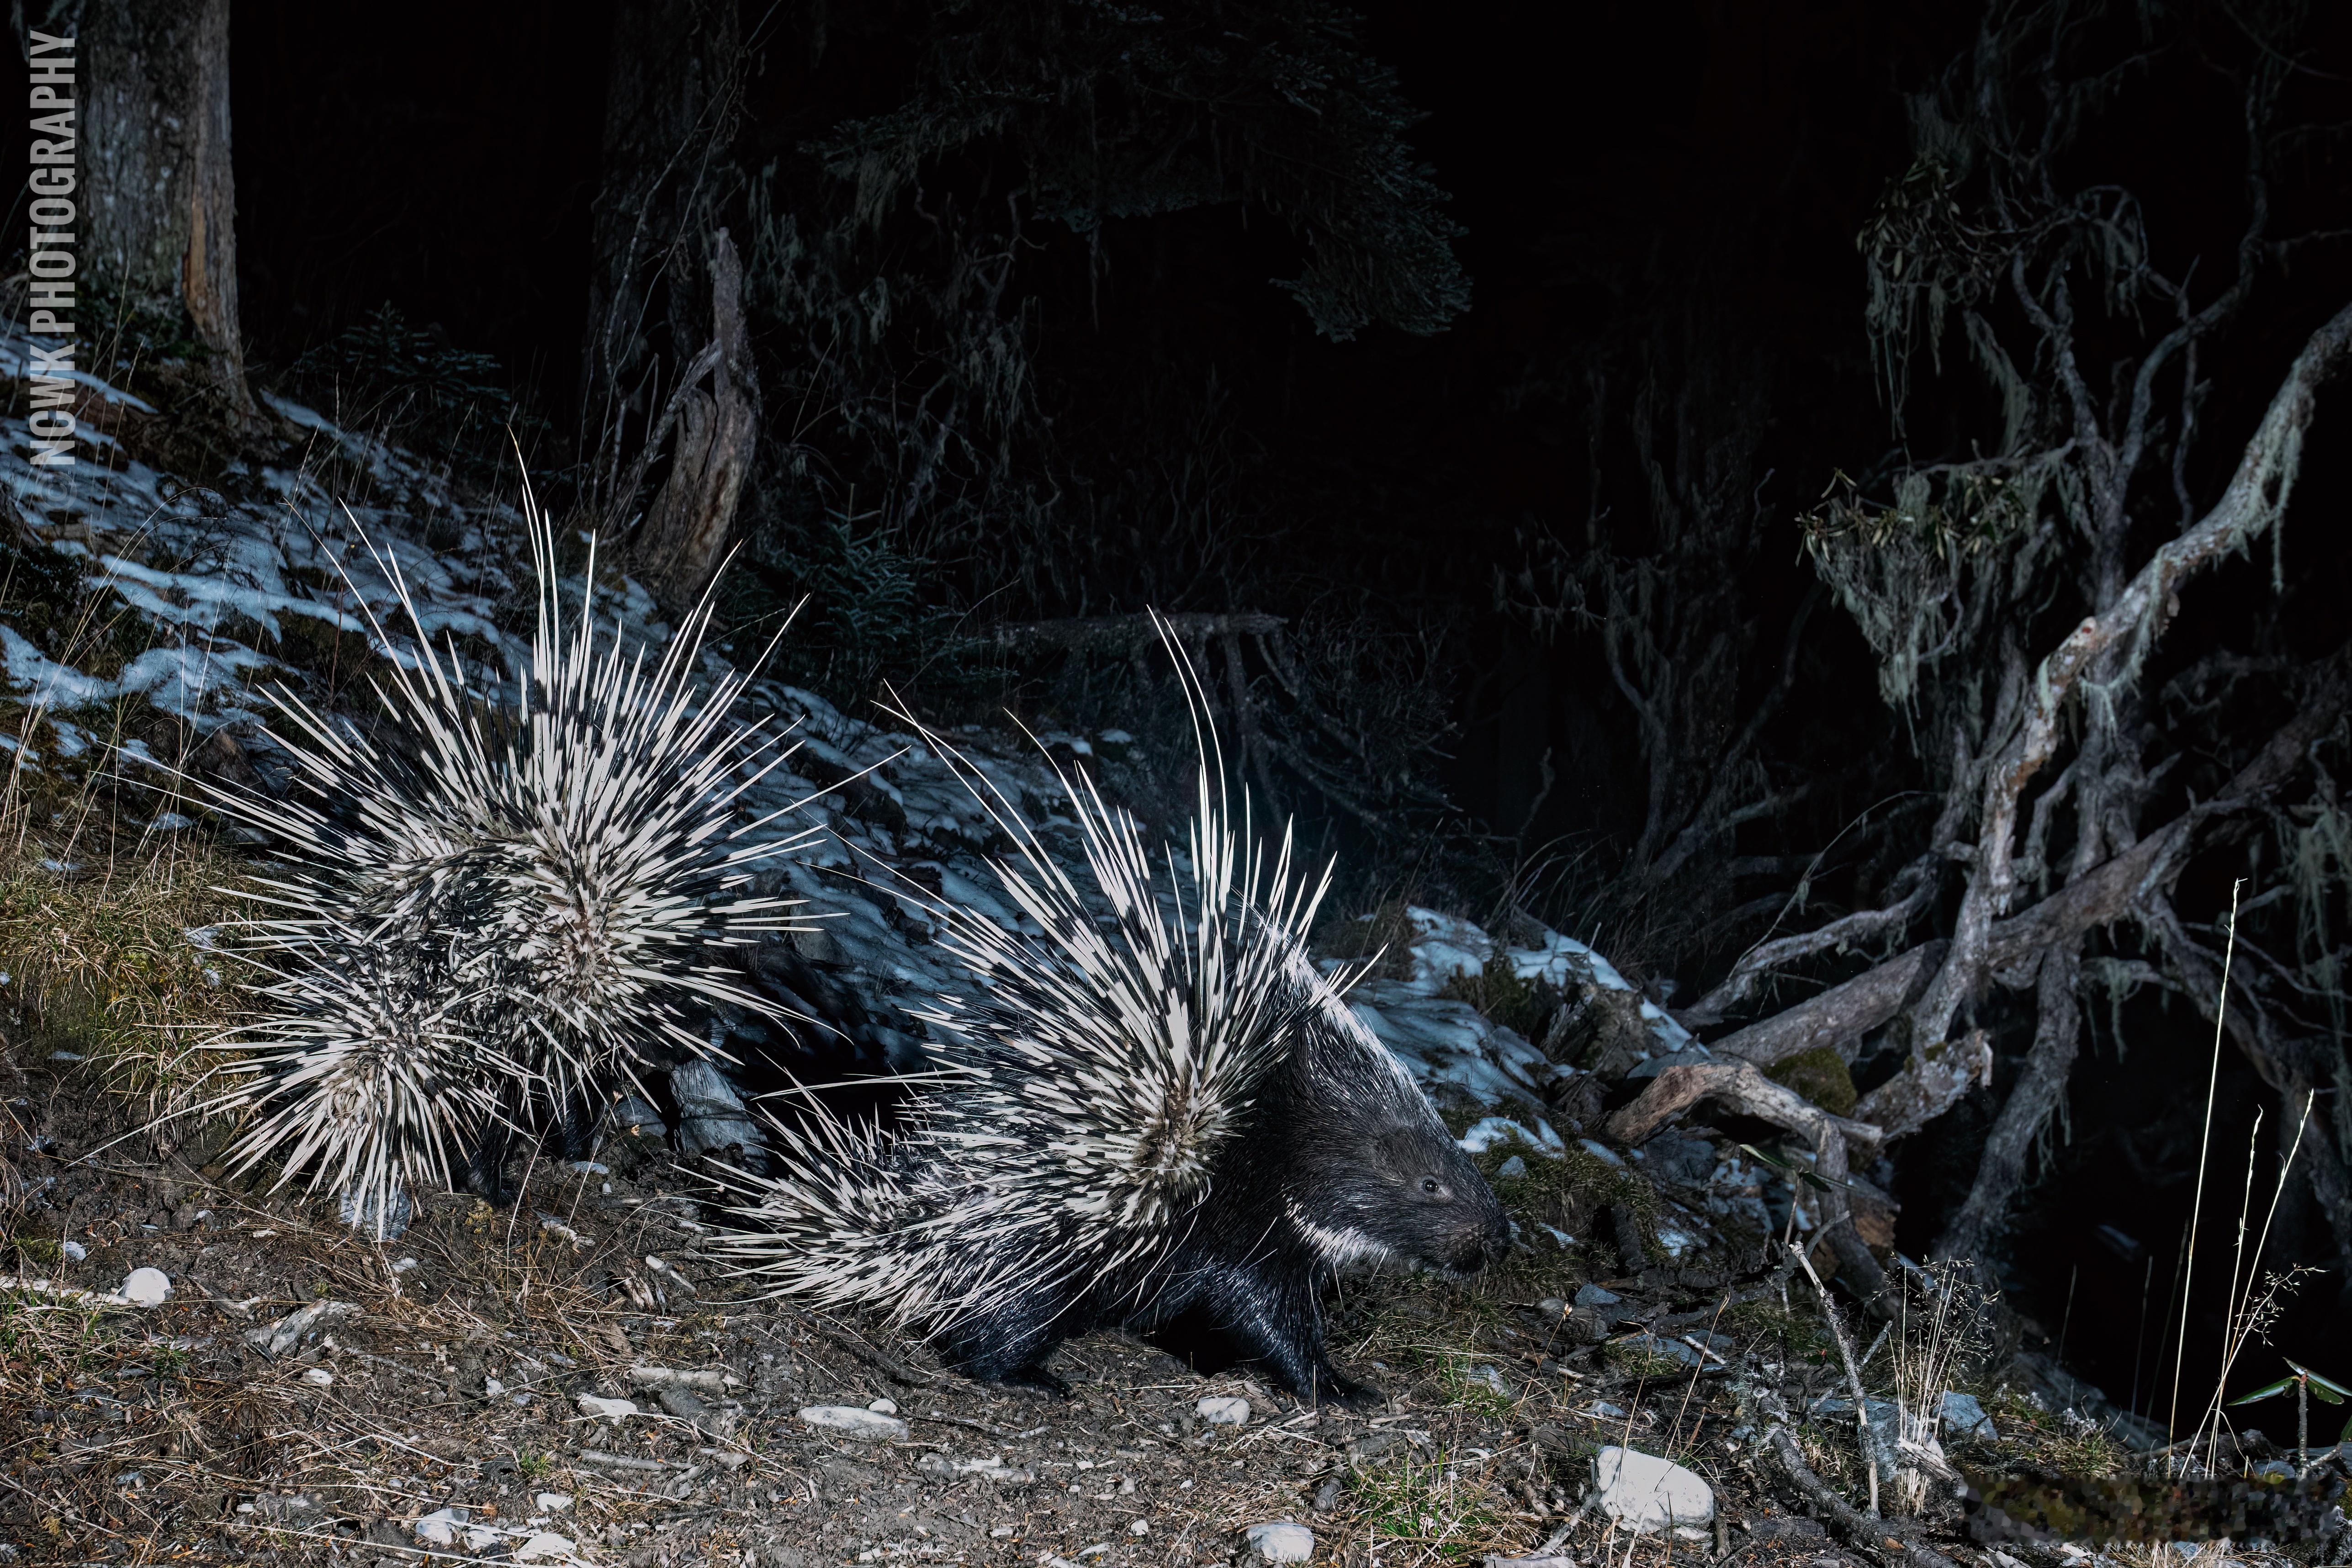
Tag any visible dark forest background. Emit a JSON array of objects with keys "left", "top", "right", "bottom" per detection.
[{"left": 16, "top": 0, "right": 2352, "bottom": 1429}]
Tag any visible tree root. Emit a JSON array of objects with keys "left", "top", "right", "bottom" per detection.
[{"left": 1766, "top": 1425, "right": 1960, "bottom": 1568}]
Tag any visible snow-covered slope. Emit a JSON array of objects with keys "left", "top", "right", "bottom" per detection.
[{"left": 2, "top": 335, "right": 1633, "bottom": 1163}]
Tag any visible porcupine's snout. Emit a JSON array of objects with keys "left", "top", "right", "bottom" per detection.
[{"left": 1359, "top": 1126, "right": 1511, "bottom": 1275}]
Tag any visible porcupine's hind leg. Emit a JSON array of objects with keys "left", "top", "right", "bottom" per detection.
[
  {"left": 931, "top": 1291, "right": 1083, "bottom": 1398},
  {"left": 1195, "top": 1262, "right": 1383, "bottom": 1410},
  {"left": 555, "top": 1087, "right": 602, "bottom": 1163},
  {"left": 461, "top": 1121, "right": 520, "bottom": 1205}
]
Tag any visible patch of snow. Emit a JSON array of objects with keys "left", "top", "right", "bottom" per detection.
[{"left": 1458, "top": 1115, "right": 1565, "bottom": 1155}]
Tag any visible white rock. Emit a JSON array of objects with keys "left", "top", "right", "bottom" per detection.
[
  {"left": 1459, "top": 1115, "right": 1565, "bottom": 1155},
  {"left": 867, "top": 1397, "right": 899, "bottom": 1415},
  {"left": 1594, "top": 1446, "right": 1713, "bottom": 1533},
  {"left": 1196, "top": 1395, "right": 1251, "bottom": 1426},
  {"left": 534, "top": 1492, "right": 572, "bottom": 1512},
  {"left": 413, "top": 1506, "right": 465, "bottom": 1546},
  {"left": 301, "top": 1366, "right": 334, "bottom": 1387},
  {"left": 119, "top": 1267, "right": 171, "bottom": 1306},
  {"left": 915, "top": 1453, "right": 1034, "bottom": 1483},
  {"left": 1128, "top": 1517, "right": 1150, "bottom": 1536},
  {"left": 628, "top": 1364, "right": 729, "bottom": 1391},
  {"left": 244, "top": 1299, "right": 358, "bottom": 1357},
  {"left": 799, "top": 1404, "right": 908, "bottom": 1441},
  {"left": 60, "top": 1240, "right": 86, "bottom": 1263},
  {"left": 513, "top": 1532, "right": 577, "bottom": 1563},
  {"left": 1245, "top": 1519, "right": 1315, "bottom": 1562},
  {"left": 575, "top": 1394, "right": 640, "bottom": 1422}
]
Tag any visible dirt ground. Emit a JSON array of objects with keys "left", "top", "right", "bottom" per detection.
[{"left": 0, "top": 1052, "right": 2246, "bottom": 1568}]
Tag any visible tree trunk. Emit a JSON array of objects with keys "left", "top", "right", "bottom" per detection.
[
  {"left": 630, "top": 227, "right": 761, "bottom": 604},
  {"left": 1933, "top": 945, "right": 2082, "bottom": 1262},
  {"left": 581, "top": 0, "right": 746, "bottom": 562},
  {"left": 82, "top": 0, "right": 249, "bottom": 415}
]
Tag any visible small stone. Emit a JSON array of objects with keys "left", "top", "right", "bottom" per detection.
[
  {"left": 120, "top": 1267, "right": 171, "bottom": 1306},
  {"left": 513, "top": 1532, "right": 576, "bottom": 1563},
  {"left": 1940, "top": 1390, "right": 1999, "bottom": 1441},
  {"left": 1574, "top": 1282, "right": 1621, "bottom": 1308},
  {"left": 1196, "top": 1395, "right": 1250, "bottom": 1426},
  {"left": 534, "top": 1492, "right": 572, "bottom": 1513},
  {"left": 301, "top": 1366, "right": 334, "bottom": 1387},
  {"left": 798, "top": 1404, "right": 908, "bottom": 1441},
  {"left": 654, "top": 1385, "right": 709, "bottom": 1420},
  {"left": 575, "top": 1394, "right": 639, "bottom": 1422},
  {"left": 1594, "top": 1446, "right": 1713, "bottom": 1533},
  {"left": 1245, "top": 1520, "right": 1315, "bottom": 1563},
  {"left": 866, "top": 1397, "right": 898, "bottom": 1415},
  {"left": 1128, "top": 1518, "right": 1150, "bottom": 1536},
  {"left": 245, "top": 1299, "right": 358, "bottom": 1357},
  {"left": 60, "top": 1239, "right": 87, "bottom": 1262},
  {"left": 1496, "top": 1155, "right": 1529, "bottom": 1179},
  {"left": 413, "top": 1507, "right": 465, "bottom": 1546}
]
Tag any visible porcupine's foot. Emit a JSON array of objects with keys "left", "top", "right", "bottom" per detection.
[
  {"left": 935, "top": 1308, "right": 1075, "bottom": 1399},
  {"left": 1301, "top": 1365, "right": 1384, "bottom": 1411},
  {"left": 1199, "top": 1282, "right": 1392, "bottom": 1409},
  {"left": 461, "top": 1131, "right": 518, "bottom": 1206},
  {"left": 991, "top": 1361, "right": 1073, "bottom": 1401}
]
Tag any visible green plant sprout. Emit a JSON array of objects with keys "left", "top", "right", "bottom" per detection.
[{"left": 2230, "top": 1359, "right": 2351, "bottom": 1467}]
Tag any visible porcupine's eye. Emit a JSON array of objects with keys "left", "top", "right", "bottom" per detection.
[{"left": 1416, "top": 1175, "right": 1451, "bottom": 1201}]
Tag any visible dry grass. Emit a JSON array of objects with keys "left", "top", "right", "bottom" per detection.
[
  {"left": 1344, "top": 1448, "right": 1513, "bottom": 1564},
  {"left": 0, "top": 809, "right": 248, "bottom": 1116}
]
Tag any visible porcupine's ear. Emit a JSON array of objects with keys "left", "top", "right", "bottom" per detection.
[{"left": 879, "top": 619, "right": 1336, "bottom": 1228}]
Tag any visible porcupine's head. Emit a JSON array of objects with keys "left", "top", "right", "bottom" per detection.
[{"left": 1267, "top": 965, "right": 1510, "bottom": 1277}]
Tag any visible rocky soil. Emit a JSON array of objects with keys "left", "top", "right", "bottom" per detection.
[{"left": 14, "top": 1043, "right": 2308, "bottom": 1568}]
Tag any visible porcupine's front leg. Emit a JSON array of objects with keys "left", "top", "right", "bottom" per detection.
[{"left": 1211, "top": 1266, "right": 1383, "bottom": 1410}]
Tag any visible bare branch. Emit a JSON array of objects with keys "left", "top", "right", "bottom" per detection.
[
  {"left": 1705, "top": 942, "right": 1947, "bottom": 1067},
  {"left": 1906, "top": 298, "right": 2352, "bottom": 1054}
]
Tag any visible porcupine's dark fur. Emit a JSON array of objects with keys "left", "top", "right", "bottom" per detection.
[{"left": 713, "top": 657, "right": 1509, "bottom": 1406}]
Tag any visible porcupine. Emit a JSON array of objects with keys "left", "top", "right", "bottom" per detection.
[
  {"left": 713, "top": 678, "right": 1510, "bottom": 1405},
  {"left": 181, "top": 493, "right": 817, "bottom": 1232}
]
